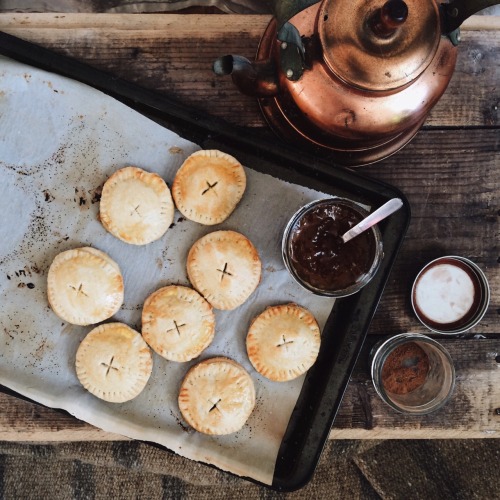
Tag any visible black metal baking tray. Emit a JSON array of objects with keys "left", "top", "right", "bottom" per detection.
[{"left": 0, "top": 30, "right": 411, "bottom": 492}]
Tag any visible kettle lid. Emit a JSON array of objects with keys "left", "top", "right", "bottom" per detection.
[{"left": 319, "top": 0, "right": 441, "bottom": 91}]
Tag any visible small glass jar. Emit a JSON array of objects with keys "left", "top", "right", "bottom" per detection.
[
  {"left": 281, "top": 197, "right": 383, "bottom": 297},
  {"left": 371, "top": 333, "right": 455, "bottom": 414},
  {"left": 411, "top": 256, "right": 490, "bottom": 335}
]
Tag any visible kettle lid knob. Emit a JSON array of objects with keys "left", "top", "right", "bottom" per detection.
[
  {"left": 372, "top": 0, "right": 409, "bottom": 36},
  {"left": 319, "top": 0, "right": 441, "bottom": 91}
]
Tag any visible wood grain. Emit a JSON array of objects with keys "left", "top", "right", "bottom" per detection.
[
  {"left": 1, "top": 337, "right": 498, "bottom": 441},
  {"left": 0, "top": 391, "right": 124, "bottom": 441},
  {"left": 0, "top": 14, "right": 498, "bottom": 128},
  {"left": 332, "top": 338, "right": 500, "bottom": 439},
  {"left": 361, "top": 129, "right": 499, "bottom": 337},
  {"left": 0, "top": 13, "right": 498, "bottom": 440}
]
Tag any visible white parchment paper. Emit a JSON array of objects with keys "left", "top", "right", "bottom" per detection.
[{"left": 0, "top": 56, "right": 335, "bottom": 485}]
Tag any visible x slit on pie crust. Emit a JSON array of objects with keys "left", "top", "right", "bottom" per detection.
[
  {"left": 186, "top": 230, "right": 261, "bottom": 310},
  {"left": 172, "top": 150, "right": 246, "bottom": 225},
  {"left": 47, "top": 247, "right": 124, "bottom": 326},
  {"left": 75, "top": 322, "right": 153, "bottom": 403},
  {"left": 99, "top": 166, "right": 174, "bottom": 245},
  {"left": 178, "top": 357, "right": 255, "bottom": 435},
  {"left": 142, "top": 285, "right": 215, "bottom": 362},
  {"left": 246, "top": 304, "right": 321, "bottom": 382}
]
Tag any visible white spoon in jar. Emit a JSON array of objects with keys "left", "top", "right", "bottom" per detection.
[{"left": 341, "top": 198, "right": 404, "bottom": 244}]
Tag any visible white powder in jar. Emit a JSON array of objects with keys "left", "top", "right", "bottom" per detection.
[{"left": 414, "top": 263, "right": 475, "bottom": 324}]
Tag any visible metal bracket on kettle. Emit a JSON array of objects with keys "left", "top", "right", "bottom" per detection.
[
  {"left": 277, "top": 22, "right": 306, "bottom": 81},
  {"left": 267, "top": 0, "right": 321, "bottom": 80}
]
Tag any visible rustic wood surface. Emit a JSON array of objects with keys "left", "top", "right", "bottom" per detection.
[{"left": 0, "top": 13, "right": 498, "bottom": 440}]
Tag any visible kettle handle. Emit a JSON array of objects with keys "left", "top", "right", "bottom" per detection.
[{"left": 442, "top": 0, "right": 500, "bottom": 33}]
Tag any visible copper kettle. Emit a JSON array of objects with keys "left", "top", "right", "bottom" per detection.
[{"left": 214, "top": 0, "right": 499, "bottom": 166}]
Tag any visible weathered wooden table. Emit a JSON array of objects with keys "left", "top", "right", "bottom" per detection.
[{"left": 0, "top": 13, "right": 498, "bottom": 441}]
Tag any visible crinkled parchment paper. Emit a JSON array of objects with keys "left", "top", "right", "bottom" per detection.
[{"left": 0, "top": 57, "right": 335, "bottom": 485}]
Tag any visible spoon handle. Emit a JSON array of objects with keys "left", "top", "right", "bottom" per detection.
[{"left": 341, "top": 198, "right": 403, "bottom": 243}]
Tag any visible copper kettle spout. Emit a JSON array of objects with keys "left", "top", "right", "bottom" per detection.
[{"left": 213, "top": 55, "right": 279, "bottom": 98}]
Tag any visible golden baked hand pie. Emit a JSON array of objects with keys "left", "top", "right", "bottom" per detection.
[
  {"left": 178, "top": 357, "right": 255, "bottom": 435},
  {"left": 99, "top": 166, "right": 174, "bottom": 245},
  {"left": 186, "top": 230, "right": 261, "bottom": 310},
  {"left": 75, "top": 322, "right": 153, "bottom": 403},
  {"left": 142, "top": 285, "right": 215, "bottom": 362},
  {"left": 246, "top": 304, "right": 321, "bottom": 382},
  {"left": 172, "top": 150, "right": 246, "bottom": 225},
  {"left": 47, "top": 247, "right": 124, "bottom": 326}
]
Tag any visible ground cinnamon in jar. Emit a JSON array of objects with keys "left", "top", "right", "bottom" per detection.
[{"left": 381, "top": 342, "right": 430, "bottom": 395}]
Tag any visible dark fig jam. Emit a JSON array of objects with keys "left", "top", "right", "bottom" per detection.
[{"left": 288, "top": 201, "right": 376, "bottom": 292}]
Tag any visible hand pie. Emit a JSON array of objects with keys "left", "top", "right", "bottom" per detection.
[
  {"left": 186, "top": 230, "right": 261, "bottom": 310},
  {"left": 47, "top": 247, "right": 124, "bottom": 326},
  {"left": 178, "top": 357, "right": 255, "bottom": 435},
  {"left": 172, "top": 150, "right": 246, "bottom": 225},
  {"left": 99, "top": 166, "right": 174, "bottom": 245},
  {"left": 246, "top": 304, "right": 321, "bottom": 382},
  {"left": 142, "top": 285, "right": 215, "bottom": 362},
  {"left": 75, "top": 322, "right": 153, "bottom": 403}
]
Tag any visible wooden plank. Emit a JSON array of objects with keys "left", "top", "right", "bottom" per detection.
[
  {"left": 463, "top": 15, "right": 500, "bottom": 30},
  {"left": 359, "top": 128, "right": 499, "bottom": 337},
  {"left": 1, "top": 337, "right": 498, "bottom": 441},
  {"left": 331, "top": 338, "right": 500, "bottom": 438},
  {"left": 0, "top": 13, "right": 498, "bottom": 441},
  {"left": 0, "top": 392, "right": 125, "bottom": 441},
  {"left": 0, "top": 13, "right": 498, "bottom": 128}
]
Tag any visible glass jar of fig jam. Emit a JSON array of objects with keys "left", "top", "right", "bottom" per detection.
[{"left": 282, "top": 198, "right": 383, "bottom": 297}]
